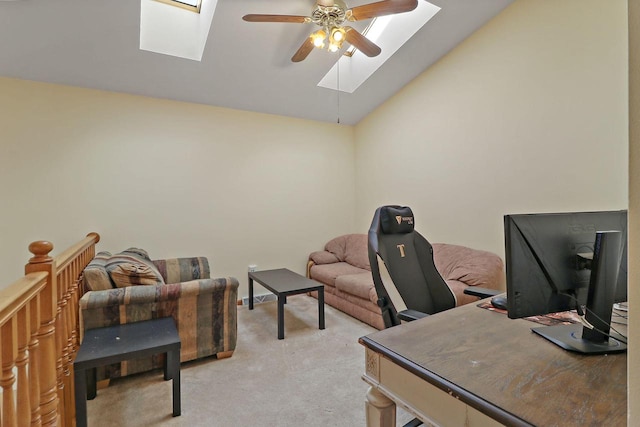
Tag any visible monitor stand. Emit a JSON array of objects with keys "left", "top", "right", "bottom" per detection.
[
  {"left": 532, "top": 324, "right": 626, "bottom": 354},
  {"left": 533, "top": 230, "right": 626, "bottom": 355}
]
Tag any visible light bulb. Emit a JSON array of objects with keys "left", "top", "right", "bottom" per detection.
[
  {"left": 311, "top": 30, "right": 326, "bottom": 48},
  {"left": 328, "top": 43, "right": 339, "bottom": 53},
  {"left": 330, "top": 27, "right": 346, "bottom": 46}
]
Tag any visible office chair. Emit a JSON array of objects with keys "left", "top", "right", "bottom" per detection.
[
  {"left": 368, "top": 205, "right": 499, "bottom": 427},
  {"left": 368, "top": 205, "right": 498, "bottom": 328}
]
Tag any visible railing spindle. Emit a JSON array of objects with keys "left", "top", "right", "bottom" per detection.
[
  {"left": 1, "top": 317, "right": 18, "bottom": 427},
  {"left": 17, "top": 305, "right": 31, "bottom": 427},
  {"left": 29, "top": 296, "right": 42, "bottom": 427}
]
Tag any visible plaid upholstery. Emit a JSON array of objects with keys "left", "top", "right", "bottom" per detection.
[
  {"left": 153, "top": 257, "right": 210, "bottom": 283},
  {"left": 82, "top": 251, "right": 114, "bottom": 291},
  {"left": 106, "top": 249, "right": 165, "bottom": 288},
  {"left": 79, "top": 256, "right": 238, "bottom": 381}
]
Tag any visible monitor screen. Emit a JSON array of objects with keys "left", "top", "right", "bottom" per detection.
[{"left": 504, "top": 210, "right": 627, "bottom": 320}]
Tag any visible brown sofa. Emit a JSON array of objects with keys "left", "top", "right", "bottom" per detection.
[{"left": 307, "top": 234, "right": 504, "bottom": 330}]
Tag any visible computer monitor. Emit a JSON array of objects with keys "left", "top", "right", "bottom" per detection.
[{"left": 504, "top": 210, "right": 627, "bottom": 354}]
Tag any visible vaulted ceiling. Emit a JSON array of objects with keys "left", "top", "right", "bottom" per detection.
[{"left": 0, "top": 0, "right": 513, "bottom": 125}]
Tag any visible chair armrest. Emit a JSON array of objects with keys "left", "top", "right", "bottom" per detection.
[
  {"left": 463, "top": 287, "right": 501, "bottom": 299},
  {"left": 397, "top": 309, "right": 429, "bottom": 322}
]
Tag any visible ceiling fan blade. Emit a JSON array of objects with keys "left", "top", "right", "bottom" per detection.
[
  {"left": 348, "top": 0, "right": 418, "bottom": 21},
  {"left": 291, "top": 37, "right": 315, "bottom": 62},
  {"left": 243, "top": 14, "right": 308, "bottom": 24},
  {"left": 344, "top": 26, "right": 381, "bottom": 57}
]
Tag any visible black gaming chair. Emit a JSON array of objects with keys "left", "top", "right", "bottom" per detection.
[{"left": 368, "top": 205, "right": 498, "bottom": 328}]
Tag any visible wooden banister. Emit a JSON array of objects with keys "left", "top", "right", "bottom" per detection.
[{"left": 0, "top": 233, "right": 100, "bottom": 427}]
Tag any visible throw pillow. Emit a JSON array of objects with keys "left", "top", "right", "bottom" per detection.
[{"left": 106, "top": 248, "right": 165, "bottom": 288}]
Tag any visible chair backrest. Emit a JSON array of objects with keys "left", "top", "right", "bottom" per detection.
[{"left": 368, "top": 205, "right": 456, "bottom": 328}]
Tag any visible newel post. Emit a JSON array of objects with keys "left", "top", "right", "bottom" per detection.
[{"left": 25, "top": 241, "right": 59, "bottom": 427}]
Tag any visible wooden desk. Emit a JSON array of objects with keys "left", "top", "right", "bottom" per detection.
[{"left": 359, "top": 302, "right": 627, "bottom": 427}]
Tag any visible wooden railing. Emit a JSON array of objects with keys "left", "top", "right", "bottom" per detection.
[{"left": 0, "top": 233, "right": 100, "bottom": 427}]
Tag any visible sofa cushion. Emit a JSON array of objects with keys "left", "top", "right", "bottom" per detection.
[
  {"left": 106, "top": 248, "right": 165, "bottom": 288},
  {"left": 309, "top": 262, "right": 368, "bottom": 287},
  {"left": 335, "top": 272, "right": 377, "bottom": 303},
  {"left": 82, "top": 251, "right": 114, "bottom": 291},
  {"left": 433, "top": 243, "right": 504, "bottom": 288},
  {"left": 325, "top": 234, "right": 370, "bottom": 271}
]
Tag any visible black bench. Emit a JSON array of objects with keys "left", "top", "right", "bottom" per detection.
[{"left": 74, "top": 317, "right": 181, "bottom": 427}]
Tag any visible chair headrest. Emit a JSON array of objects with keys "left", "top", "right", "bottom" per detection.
[{"left": 380, "top": 206, "right": 415, "bottom": 235}]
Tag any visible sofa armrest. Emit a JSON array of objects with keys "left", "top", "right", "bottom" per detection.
[
  {"left": 306, "top": 260, "right": 314, "bottom": 278},
  {"left": 153, "top": 257, "right": 211, "bottom": 283},
  {"left": 309, "top": 250, "right": 340, "bottom": 265},
  {"left": 79, "top": 277, "right": 239, "bottom": 337}
]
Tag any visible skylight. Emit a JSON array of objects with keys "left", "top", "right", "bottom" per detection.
[
  {"left": 318, "top": 1, "right": 441, "bottom": 93},
  {"left": 154, "top": 0, "right": 202, "bottom": 14},
  {"left": 140, "top": 0, "right": 217, "bottom": 61}
]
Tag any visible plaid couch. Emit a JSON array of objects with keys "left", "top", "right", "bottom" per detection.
[{"left": 79, "top": 252, "right": 238, "bottom": 381}]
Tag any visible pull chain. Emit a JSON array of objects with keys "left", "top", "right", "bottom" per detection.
[{"left": 337, "top": 59, "right": 340, "bottom": 124}]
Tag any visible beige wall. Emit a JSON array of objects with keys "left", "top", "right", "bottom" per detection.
[
  {"left": 629, "top": 0, "right": 638, "bottom": 420},
  {"left": 355, "top": 0, "right": 629, "bottom": 262},
  {"left": 0, "top": 77, "right": 356, "bottom": 297}
]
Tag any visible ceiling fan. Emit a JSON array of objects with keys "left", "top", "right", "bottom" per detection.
[{"left": 242, "top": 0, "right": 418, "bottom": 62}]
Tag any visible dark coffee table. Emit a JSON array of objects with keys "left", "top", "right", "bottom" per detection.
[
  {"left": 248, "top": 268, "right": 325, "bottom": 339},
  {"left": 74, "top": 317, "right": 181, "bottom": 427}
]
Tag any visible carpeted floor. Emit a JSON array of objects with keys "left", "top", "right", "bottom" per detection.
[{"left": 86, "top": 295, "right": 413, "bottom": 426}]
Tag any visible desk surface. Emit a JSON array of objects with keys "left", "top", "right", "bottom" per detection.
[{"left": 359, "top": 302, "right": 627, "bottom": 426}]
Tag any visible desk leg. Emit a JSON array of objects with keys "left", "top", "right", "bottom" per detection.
[
  {"left": 74, "top": 368, "right": 88, "bottom": 427},
  {"left": 277, "top": 295, "right": 285, "bottom": 340},
  {"left": 167, "top": 347, "right": 181, "bottom": 417},
  {"left": 318, "top": 288, "right": 325, "bottom": 330},
  {"left": 366, "top": 386, "right": 396, "bottom": 427},
  {"left": 248, "top": 277, "right": 254, "bottom": 310}
]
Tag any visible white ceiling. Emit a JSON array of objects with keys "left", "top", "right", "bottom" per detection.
[{"left": 0, "top": 0, "right": 514, "bottom": 125}]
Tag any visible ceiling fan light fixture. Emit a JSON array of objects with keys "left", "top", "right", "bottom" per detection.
[
  {"left": 311, "top": 30, "right": 327, "bottom": 48},
  {"left": 330, "top": 26, "right": 346, "bottom": 43},
  {"left": 327, "top": 26, "right": 346, "bottom": 53}
]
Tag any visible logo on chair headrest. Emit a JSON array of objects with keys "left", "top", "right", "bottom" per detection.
[
  {"left": 395, "top": 215, "right": 413, "bottom": 225},
  {"left": 380, "top": 206, "right": 415, "bottom": 235}
]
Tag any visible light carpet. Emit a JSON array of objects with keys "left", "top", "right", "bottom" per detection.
[{"left": 86, "top": 295, "right": 413, "bottom": 426}]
